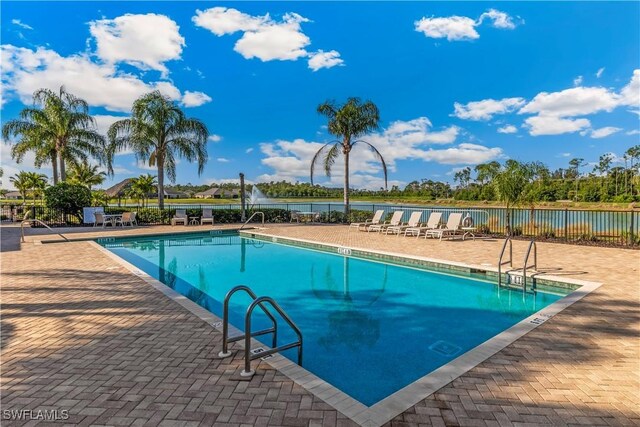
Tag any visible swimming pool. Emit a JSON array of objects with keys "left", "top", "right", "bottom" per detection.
[{"left": 98, "top": 231, "right": 571, "bottom": 407}]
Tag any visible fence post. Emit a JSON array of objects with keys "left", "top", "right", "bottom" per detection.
[
  {"left": 564, "top": 208, "right": 569, "bottom": 241},
  {"left": 630, "top": 212, "right": 635, "bottom": 246}
]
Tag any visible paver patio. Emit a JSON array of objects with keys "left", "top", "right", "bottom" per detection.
[{"left": 1, "top": 223, "right": 639, "bottom": 426}]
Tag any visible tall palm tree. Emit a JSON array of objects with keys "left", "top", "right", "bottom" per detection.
[
  {"left": 107, "top": 91, "right": 209, "bottom": 209},
  {"left": 26, "top": 172, "right": 48, "bottom": 205},
  {"left": 311, "top": 98, "right": 387, "bottom": 212},
  {"left": 2, "top": 86, "right": 107, "bottom": 183},
  {"left": 67, "top": 160, "right": 106, "bottom": 191},
  {"left": 9, "top": 172, "right": 32, "bottom": 204}
]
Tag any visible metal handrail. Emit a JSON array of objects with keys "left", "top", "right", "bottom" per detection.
[
  {"left": 21, "top": 218, "right": 69, "bottom": 243},
  {"left": 522, "top": 239, "right": 538, "bottom": 292},
  {"left": 218, "top": 285, "right": 278, "bottom": 358},
  {"left": 239, "top": 211, "right": 265, "bottom": 229},
  {"left": 498, "top": 237, "right": 513, "bottom": 287},
  {"left": 242, "top": 296, "right": 303, "bottom": 377}
]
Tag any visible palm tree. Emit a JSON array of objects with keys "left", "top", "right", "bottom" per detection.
[
  {"left": 25, "top": 172, "right": 48, "bottom": 205},
  {"left": 130, "top": 174, "right": 157, "bottom": 207},
  {"left": 493, "top": 160, "right": 534, "bottom": 235},
  {"left": 107, "top": 91, "right": 209, "bottom": 208},
  {"left": 2, "top": 86, "right": 107, "bottom": 183},
  {"left": 9, "top": 172, "right": 32, "bottom": 204},
  {"left": 311, "top": 98, "right": 387, "bottom": 212},
  {"left": 626, "top": 145, "right": 640, "bottom": 196},
  {"left": 67, "top": 160, "right": 106, "bottom": 191}
]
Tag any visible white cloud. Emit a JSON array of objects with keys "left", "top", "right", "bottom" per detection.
[
  {"left": 477, "top": 9, "right": 517, "bottom": 29},
  {"left": 524, "top": 116, "right": 591, "bottom": 136},
  {"left": 1, "top": 141, "right": 53, "bottom": 189},
  {"left": 92, "top": 115, "right": 135, "bottom": 155},
  {"left": 257, "top": 118, "right": 502, "bottom": 189},
  {"left": 208, "top": 134, "right": 222, "bottom": 142},
  {"left": 89, "top": 13, "right": 185, "bottom": 77},
  {"left": 181, "top": 90, "right": 212, "bottom": 107},
  {"left": 193, "top": 7, "right": 343, "bottom": 70},
  {"left": 1, "top": 45, "right": 184, "bottom": 112},
  {"left": 519, "top": 86, "right": 620, "bottom": 117},
  {"left": 453, "top": 97, "right": 525, "bottom": 120},
  {"left": 245, "top": 148, "right": 254, "bottom": 153},
  {"left": 415, "top": 9, "right": 518, "bottom": 41},
  {"left": 216, "top": 158, "right": 230, "bottom": 163},
  {"left": 559, "top": 152, "right": 572, "bottom": 157},
  {"left": 415, "top": 16, "right": 479, "bottom": 41},
  {"left": 11, "top": 19, "right": 33, "bottom": 30},
  {"left": 626, "top": 130, "right": 640, "bottom": 136},
  {"left": 573, "top": 75, "right": 583, "bottom": 86},
  {"left": 589, "top": 126, "right": 622, "bottom": 139},
  {"left": 308, "top": 50, "right": 343, "bottom": 71},
  {"left": 596, "top": 67, "right": 605, "bottom": 78},
  {"left": 619, "top": 69, "right": 640, "bottom": 107},
  {"left": 497, "top": 124, "right": 518, "bottom": 134}
]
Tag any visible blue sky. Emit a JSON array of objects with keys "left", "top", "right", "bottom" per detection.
[{"left": 1, "top": 1, "right": 639, "bottom": 190}]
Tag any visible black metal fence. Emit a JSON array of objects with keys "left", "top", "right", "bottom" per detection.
[{"left": 3, "top": 202, "right": 638, "bottom": 247}]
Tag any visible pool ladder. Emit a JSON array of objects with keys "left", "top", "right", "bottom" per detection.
[
  {"left": 498, "top": 237, "right": 538, "bottom": 292},
  {"left": 218, "top": 285, "right": 303, "bottom": 377}
]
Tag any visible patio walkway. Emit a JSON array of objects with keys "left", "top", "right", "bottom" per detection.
[{"left": 1, "top": 224, "right": 639, "bottom": 426}]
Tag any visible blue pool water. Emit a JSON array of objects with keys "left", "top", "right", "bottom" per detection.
[{"left": 100, "top": 232, "right": 566, "bottom": 406}]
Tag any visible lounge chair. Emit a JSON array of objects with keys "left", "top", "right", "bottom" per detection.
[
  {"left": 367, "top": 211, "right": 404, "bottom": 233},
  {"left": 201, "top": 208, "right": 214, "bottom": 225},
  {"left": 116, "top": 212, "right": 137, "bottom": 227},
  {"left": 425, "top": 212, "right": 463, "bottom": 240},
  {"left": 349, "top": 210, "right": 385, "bottom": 231},
  {"left": 290, "top": 211, "right": 301, "bottom": 223},
  {"left": 404, "top": 212, "right": 442, "bottom": 238},
  {"left": 385, "top": 211, "right": 423, "bottom": 236},
  {"left": 171, "top": 209, "right": 188, "bottom": 226}
]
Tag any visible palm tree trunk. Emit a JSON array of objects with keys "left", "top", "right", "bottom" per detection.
[
  {"left": 51, "top": 154, "right": 59, "bottom": 184},
  {"left": 58, "top": 152, "right": 66, "bottom": 182},
  {"left": 343, "top": 149, "right": 350, "bottom": 220},
  {"left": 157, "top": 160, "right": 165, "bottom": 210}
]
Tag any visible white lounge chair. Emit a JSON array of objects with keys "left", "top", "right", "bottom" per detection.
[
  {"left": 367, "top": 211, "right": 404, "bottom": 233},
  {"left": 116, "top": 212, "right": 137, "bottom": 227},
  {"left": 201, "top": 208, "right": 214, "bottom": 225},
  {"left": 404, "top": 212, "right": 442, "bottom": 238},
  {"left": 425, "top": 212, "right": 463, "bottom": 240},
  {"left": 385, "top": 211, "right": 423, "bottom": 236},
  {"left": 171, "top": 209, "right": 188, "bottom": 226},
  {"left": 349, "top": 210, "right": 385, "bottom": 231}
]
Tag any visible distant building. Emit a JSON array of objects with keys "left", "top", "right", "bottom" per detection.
[
  {"left": 162, "top": 188, "right": 188, "bottom": 199},
  {"left": 1, "top": 191, "right": 23, "bottom": 200},
  {"left": 104, "top": 178, "right": 134, "bottom": 200},
  {"left": 195, "top": 187, "right": 240, "bottom": 199}
]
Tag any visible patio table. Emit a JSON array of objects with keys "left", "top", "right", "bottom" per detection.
[{"left": 103, "top": 214, "right": 123, "bottom": 227}]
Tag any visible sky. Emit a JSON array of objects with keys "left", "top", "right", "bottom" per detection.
[{"left": 1, "top": 1, "right": 639, "bottom": 191}]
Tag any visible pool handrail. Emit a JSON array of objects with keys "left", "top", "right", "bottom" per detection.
[
  {"left": 522, "top": 239, "right": 538, "bottom": 292},
  {"left": 21, "top": 212, "right": 69, "bottom": 243},
  {"left": 242, "top": 296, "right": 303, "bottom": 377},
  {"left": 498, "top": 237, "right": 513, "bottom": 287},
  {"left": 218, "top": 285, "right": 278, "bottom": 358},
  {"left": 240, "top": 211, "right": 265, "bottom": 229}
]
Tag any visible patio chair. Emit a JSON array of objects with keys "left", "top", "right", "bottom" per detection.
[
  {"left": 171, "top": 209, "right": 188, "bottom": 226},
  {"left": 201, "top": 208, "right": 214, "bottom": 225},
  {"left": 367, "top": 211, "right": 404, "bottom": 233},
  {"left": 425, "top": 212, "right": 463, "bottom": 240},
  {"left": 116, "top": 212, "right": 137, "bottom": 227},
  {"left": 290, "top": 211, "right": 301, "bottom": 223},
  {"left": 404, "top": 212, "right": 443, "bottom": 238},
  {"left": 349, "top": 209, "right": 385, "bottom": 231},
  {"left": 94, "top": 212, "right": 112, "bottom": 228},
  {"left": 385, "top": 211, "right": 423, "bottom": 236}
]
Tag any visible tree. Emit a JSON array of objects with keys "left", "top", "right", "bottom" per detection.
[
  {"left": 129, "top": 174, "right": 157, "bottom": 207},
  {"left": 311, "top": 98, "right": 386, "bottom": 212},
  {"left": 2, "top": 86, "right": 107, "bottom": 183},
  {"left": 626, "top": 145, "right": 640, "bottom": 196},
  {"left": 26, "top": 172, "right": 48, "bottom": 205},
  {"left": 493, "top": 160, "right": 534, "bottom": 235},
  {"left": 44, "top": 183, "right": 92, "bottom": 221},
  {"left": 568, "top": 158, "right": 585, "bottom": 201},
  {"left": 107, "top": 91, "right": 209, "bottom": 208},
  {"left": 475, "top": 161, "right": 500, "bottom": 186},
  {"left": 67, "top": 160, "right": 106, "bottom": 191},
  {"left": 9, "top": 172, "right": 31, "bottom": 204},
  {"left": 454, "top": 167, "right": 471, "bottom": 189}
]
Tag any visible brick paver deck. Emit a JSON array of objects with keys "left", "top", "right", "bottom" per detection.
[{"left": 1, "top": 224, "right": 639, "bottom": 426}]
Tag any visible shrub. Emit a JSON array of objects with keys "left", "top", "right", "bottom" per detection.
[{"left": 44, "top": 183, "right": 91, "bottom": 222}]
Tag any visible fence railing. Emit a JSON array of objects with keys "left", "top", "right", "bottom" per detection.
[{"left": 3, "top": 202, "right": 638, "bottom": 247}]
